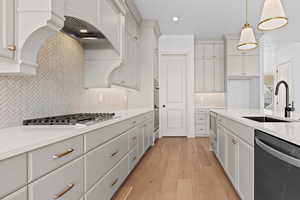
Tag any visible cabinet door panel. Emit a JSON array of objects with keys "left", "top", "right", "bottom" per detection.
[
  {"left": 195, "top": 59, "right": 205, "bottom": 92},
  {"left": 217, "top": 126, "right": 226, "bottom": 168},
  {"left": 204, "top": 44, "right": 214, "bottom": 60},
  {"left": 204, "top": 60, "right": 215, "bottom": 92},
  {"left": 99, "top": 0, "right": 120, "bottom": 52},
  {"left": 214, "top": 59, "right": 224, "bottom": 92},
  {"left": 244, "top": 56, "right": 260, "bottom": 76},
  {"left": 2, "top": 187, "right": 27, "bottom": 200},
  {"left": 227, "top": 56, "right": 243, "bottom": 76},
  {"left": 237, "top": 139, "right": 254, "bottom": 200},
  {"left": 226, "top": 131, "right": 237, "bottom": 186},
  {"left": 195, "top": 44, "right": 205, "bottom": 59},
  {"left": 0, "top": 0, "right": 15, "bottom": 59},
  {"left": 214, "top": 43, "right": 224, "bottom": 59}
]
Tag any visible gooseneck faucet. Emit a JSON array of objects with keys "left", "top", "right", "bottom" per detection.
[{"left": 275, "top": 80, "right": 295, "bottom": 118}]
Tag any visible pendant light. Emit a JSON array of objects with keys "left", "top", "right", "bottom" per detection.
[
  {"left": 258, "top": 0, "right": 288, "bottom": 31},
  {"left": 238, "top": 0, "right": 258, "bottom": 51}
]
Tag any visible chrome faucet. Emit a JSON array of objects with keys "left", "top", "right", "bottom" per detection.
[{"left": 275, "top": 80, "right": 295, "bottom": 118}]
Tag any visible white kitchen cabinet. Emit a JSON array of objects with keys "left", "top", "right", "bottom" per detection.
[
  {"left": 237, "top": 138, "right": 254, "bottom": 200},
  {"left": 195, "top": 108, "right": 209, "bottom": 137},
  {"left": 227, "top": 56, "right": 243, "bottom": 76},
  {"left": 0, "top": 0, "right": 15, "bottom": 60},
  {"left": 109, "top": 10, "right": 141, "bottom": 90},
  {"left": 2, "top": 187, "right": 27, "bottom": 200},
  {"left": 225, "top": 130, "right": 237, "bottom": 186},
  {"left": 215, "top": 113, "right": 255, "bottom": 200},
  {"left": 227, "top": 55, "right": 260, "bottom": 77},
  {"left": 226, "top": 37, "right": 260, "bottom": 78},
  {"left": 0, "top": 154, "right": 27, "bottom": 199},
  {"left": 137, "top": 125, "right": 144, "bottom": 159},
  {"left": 28, "top": 157, "right": 84, "bottom": 200},
  {"left": 217, "top": 125, "right": 226, "bottom": 168},
  {"left": 194, "top": 41, "right": 225, "bottom": 93},
  {"left": 244, "top": 56, "right": 260, "bottom": 76}
]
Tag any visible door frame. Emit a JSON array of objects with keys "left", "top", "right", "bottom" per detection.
[{"left": 159, "top": 50, "right": 189, "bottom": 138}]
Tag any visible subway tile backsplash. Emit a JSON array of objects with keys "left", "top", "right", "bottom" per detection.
[{"left": 0, "top": 33, "right": 127, "bottom": 129}]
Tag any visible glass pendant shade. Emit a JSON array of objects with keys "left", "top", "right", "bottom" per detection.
[
  {"left": 258, "top": 0, "right": 288, "bottom": 31},
  {"left": 238, "top": 24, "right": 258, "bottom": 51}
]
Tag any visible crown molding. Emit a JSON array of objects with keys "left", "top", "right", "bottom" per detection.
[{"left": 141, "top": 20, "right": 161, "bottom": 38}]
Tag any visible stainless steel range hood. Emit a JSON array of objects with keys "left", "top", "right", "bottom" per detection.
[{"left": 61, "top": 16, "right": 110, "bottom": 46}]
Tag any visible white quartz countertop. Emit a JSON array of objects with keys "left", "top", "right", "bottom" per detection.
[
  {"left": 0, "top": 108, "right": 153, "bottom": 161},
  {"left": 211, "top": 109, "right": 300, "bottom": 146}
]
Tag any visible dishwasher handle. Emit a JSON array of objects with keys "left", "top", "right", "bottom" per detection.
[{"left": 255, "top": 138, "right": 300, "bottom": 168}]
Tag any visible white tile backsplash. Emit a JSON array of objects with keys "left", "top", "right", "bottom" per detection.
[
  {"left": 194, "top": 93, "right": 225, "bottom": 108},
  {"left": 0, "top": 33, "right": 127, "bottom": 129}
]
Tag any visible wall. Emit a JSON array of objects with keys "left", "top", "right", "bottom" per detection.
[
  {"left": 0, "top": 33, "right": 127, "bottom": 129},
  {"left": 159, "top": 35, "right": 195, "bottom": 137}
]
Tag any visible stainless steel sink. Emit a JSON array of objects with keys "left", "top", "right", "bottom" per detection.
[{"left": 243, "top": 116, "right": 290, "bottom": 123}]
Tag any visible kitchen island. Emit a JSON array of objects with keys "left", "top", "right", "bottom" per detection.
[{"left": 210, "top": 109, "right": 300, "bottom": 200}]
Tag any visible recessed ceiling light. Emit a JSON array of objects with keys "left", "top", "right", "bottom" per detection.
[
  {"left": 172, "top": 17, "right": 179, "bottom": 22},
  {"left": 80, "top": 29, "right": 88, "bottom": 33}
]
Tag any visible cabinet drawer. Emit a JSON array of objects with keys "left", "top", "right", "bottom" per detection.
[
  {"left": 85, "top": 133, "right": 128, "bottom": 191},
  {"left": 28, "top": 157, "right": 84, "bottom": 200},
  {"left": 128, "top": 147, "right": 138, "bottom": 171},
  {"left": 86, "top": 155, "right": 128, "bottom": 200},
  {"left": 85, "top": 119, "right": 132, "bottom": 152},
  {"left": 128, "top": 127, "right": 139, "bottom": 150},
  {"left": 2, "top": 187, "right": 27, "bottom": 200},
  {"left": 28, "top": 136, "right": 83, "bottom": 182},
  {"left": 0, "top": 154, "right": 27, "bottom": 199}
]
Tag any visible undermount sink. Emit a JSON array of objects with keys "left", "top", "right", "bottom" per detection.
[{"left": 243, "top": 116, "right": 290, "bottom": 123}]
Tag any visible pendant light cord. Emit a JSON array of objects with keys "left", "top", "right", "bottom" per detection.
[{"left": 246, "top": 0, "right": 248, "bottom": 24}]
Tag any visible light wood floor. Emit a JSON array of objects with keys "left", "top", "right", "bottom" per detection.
[{"left": 113, "top": 137, "right": 240, "bottom": 200}]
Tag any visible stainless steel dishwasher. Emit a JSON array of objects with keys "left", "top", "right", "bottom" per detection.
[{"left": 255, "top": 130, "right": 300, "bottom": 200}]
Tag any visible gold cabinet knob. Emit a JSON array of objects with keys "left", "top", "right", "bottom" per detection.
[{"left": 8, "top": 45, "right": 16, "bottom": 51}]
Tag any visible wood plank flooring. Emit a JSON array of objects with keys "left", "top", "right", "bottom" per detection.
[{"left": 113, "top": 137, "right": 240, "bottom": 200}]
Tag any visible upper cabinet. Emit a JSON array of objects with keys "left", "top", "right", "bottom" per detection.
[
  {"left": 0, "top": 0, "right": 65, "bottom": 75},
  {"left": 195, "top": 41, "right": 225, "bottom": 93},
  {"left": 109, "top": 10, "right": 141, "bottom": 90},
  {"left": 225, "top": 37, "right": 260, "bottom": 78},
  {"left": 0, "top": 0, "right": 15, "bottom": 60}
]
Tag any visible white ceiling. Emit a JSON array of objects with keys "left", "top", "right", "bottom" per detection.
[{"left": 135, "top": 0, "right": 300, "bottom": 41}]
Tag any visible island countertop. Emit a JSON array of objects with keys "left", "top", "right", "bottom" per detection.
[{"left": 210, "top": 109, "right": 300, "bottom": 146}]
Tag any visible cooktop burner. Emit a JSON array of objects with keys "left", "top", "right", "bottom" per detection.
[{"left": 23, "top": 113, "right": 116, "bottom": 125}]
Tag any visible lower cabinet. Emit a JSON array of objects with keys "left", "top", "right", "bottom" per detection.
[
  {"left": 2, "top": 187, "right": 27, "bottom": 200},
  {"left": 237, "top": 138, "right": 254, "bottom": 200},
  {"left": 225, "top": 130, "right": 237, "bottom": 186},
  {"left": 86, "top": 155, "right": 129, "bottom": 200},
  {"left": 216, "top": 116, "right": 254, "bottom": 200},
  {"left": 28, "top": 157, "right": 84, "bottom": 200},
  {"left": 217, "top": 125, "right": 226, "bottom": 168}
]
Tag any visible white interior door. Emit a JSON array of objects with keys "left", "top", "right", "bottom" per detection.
[{"left": 160, "top": 54, "right": 187, "bottom": 137}]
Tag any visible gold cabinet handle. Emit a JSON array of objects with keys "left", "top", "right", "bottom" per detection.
[
  {"left": 53, "top": 184, "right": 75, "bottom": 199},
  {"left": 110, "top": 178, "right": 119, "bottom": 187},
  {"left": 53, "top": 149, "right": 74, "bottom": 159},
  {"left": 110, "top": 150, "right": 119, "bottom": 157},
  {"left": 7, "top": 45, "right": 16, "bottom": 51},
  {"left": 132, "top": 156, "right": 137, "bottom": 162}
]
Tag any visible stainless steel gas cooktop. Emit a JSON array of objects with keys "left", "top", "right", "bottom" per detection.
[{"left": 23, "top": 113, "right": 116, "bottom": 126}]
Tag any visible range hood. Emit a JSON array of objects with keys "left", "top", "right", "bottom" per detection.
[{"left": 61, "top": 16, "right": 110, "bottom": 46}]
